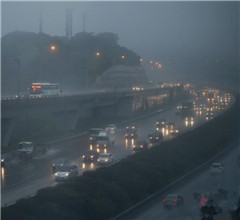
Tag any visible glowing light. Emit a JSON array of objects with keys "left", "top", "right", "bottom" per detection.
[
  {"left": 96, "top": 52, "right": 100, "bottom": 56},
  {"left": 50, "top": 45, "right": 56, "bottom": 51},
  {"left": 1, "top": 167, "right": 5, "bottom": 184},
  {"left": 121, "top": 55, "right": 125, "bottom": 59},
  {"left": 90, "top": 163, "right": 94, "bottom": 169},
  {"left": 131, "top": 139, "right": 135, "bottom": 146},
  {"left": 125, "top": 139, "right": 128, "bottom": 148},
  {"left": 89, "top": 145, "right": 93, "bottom": 150},
  {"left": 82, "top": 163, "right": 86, "bottom": 169}
]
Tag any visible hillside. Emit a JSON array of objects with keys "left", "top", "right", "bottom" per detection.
[{"left": 1, "top": 31, "right": 141, "bottom": 95}]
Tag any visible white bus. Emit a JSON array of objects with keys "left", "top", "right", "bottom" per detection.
[{"left": 29, "top": 83, "right": 60, "bottom": 97}]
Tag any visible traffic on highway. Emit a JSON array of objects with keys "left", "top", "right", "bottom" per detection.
[{"left": 1, "top": 86, "right": 234, "bottom": 210}]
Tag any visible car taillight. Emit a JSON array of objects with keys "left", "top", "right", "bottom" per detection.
[
  {"left": 163, "top": 199, "right": 167, "bottom": 203},
  {"left": 173, "top": 200, "right": 177, "bottom": 203}
]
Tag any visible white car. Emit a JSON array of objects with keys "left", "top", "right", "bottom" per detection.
[
  {"left": 210, "top": 163, "right": 224, "bottom": 174},
  {"left": 97, "top": 153, "right": 114, "bottom": 165},
  {"left": 106, "top": 124, "right": 117, "bottom": 134},
  {"left": 55, "top": 165, "right": 78, "bottom": 181}
]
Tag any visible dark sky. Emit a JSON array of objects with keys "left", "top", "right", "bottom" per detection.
[{"left": 1, "top": 1, "right": 239, "bottom": 61}]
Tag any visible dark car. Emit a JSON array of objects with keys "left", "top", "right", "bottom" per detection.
[
  {"left": 149, "top": 131, "right": 163, "bottom": 143},
  {"left": 156, "top": 119, "right": 167, "bottom": 131},
  {"left": 125, "top": 126, "right": 138, "bottom": 139},
  {"left": 133, "top": 141, "right": 148, "bottom": 152},
  {"left": 52, "top": 158, "right": 69, "bottom": 173},
  {"left": 82, "top": 150, "right": 99, "bottom": 162},
  {"left": 162, "top": 194, "right": 184, "bottom": 208}
]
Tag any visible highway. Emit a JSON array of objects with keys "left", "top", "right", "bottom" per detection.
[
  {"left": 1, "top": 89, "right": 233, "bottom": 207},
  {"left": 122, "top": 140, "right": 239, "bottom": 220}
]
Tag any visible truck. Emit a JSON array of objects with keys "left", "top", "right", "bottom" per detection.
[{"left": 17, "top": 142, "right": 48, "bottom": 160}]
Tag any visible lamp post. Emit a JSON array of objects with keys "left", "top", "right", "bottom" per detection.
[
  {"left": 11, "top": 58, "right": 21, "bottom": 98},
  {"left": 86, "top": 52, "right": 101, "bottom": 89}
]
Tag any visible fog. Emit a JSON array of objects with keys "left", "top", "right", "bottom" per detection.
[{"left": 1, "top": 1, "right": 239, "bottom": 88}]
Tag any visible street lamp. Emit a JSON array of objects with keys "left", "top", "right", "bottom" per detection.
[
  {"left": 50, "top": 45, "right": 57, "bottom": 52},
  {"left": 85, "top": 52, "right": 101, "bottom": 89},
  {"left": 10, "top": 58, "right": 21, "bottom": 98},
  {"left": 121, "top": 55, "right": 125, "bottom": 59}
]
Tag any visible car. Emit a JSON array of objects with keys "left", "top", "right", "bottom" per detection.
[
  {"left": 97, "top": 153, "right": 114, "bottom": 165},
  {"left": 52, "top": 158, "right": 69, "bottom": 173},
  {"left": 148, "top": 131, "right": 163, "bottom": 143},
  {"left": 54, "top": 165, "right": 78, "bottom": 181},
  {"left": 125, "top": 126, "right": 138, "bottom": 139},
  {"left": 170, "top": 127, "right": 180, "bottom": 135},
  {"left": 89, "top": 128, "right": 104, "bottom": 144},
  {"left": 209, "top": 163, "right": 224, "bottom": 174},
  {"left": 95, "top": 133, "right": 111, "bottom": 148},
  {"left": 162, "top": 194, "right": 184, "bottom": 208},
  {"left": 133, "top": 141, "right": 148, "bottom": 152},
  {"left": 156, "top": 119, "right": 167, "bottom": 131},
  {"left": 82, "top": 150, "right": 99, "bottom": 162},
  {"left": 106, "top": 124, "right": 117, "bottom": 134},
  {"left": 165, "top": 122, "right": 176, "bottom": 130},
  {"left": 206, "top": 111, "right": 213, "bottom": 120}
]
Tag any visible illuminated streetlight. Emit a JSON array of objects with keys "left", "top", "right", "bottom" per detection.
[
  {"left": 121, "top": 55, "right": 125, "bottom": 59},
  {"left": 150, "top": 61, "right": 153, "bottom": 64},
  {"left": 96, "top": 52, "right": 100, "bottom": 56},
  {"left": 50, "top": 45, "right": 57, "bottom": 52},
  {"left": 140, "top": 58, "right": 143, "bottom": 62}
]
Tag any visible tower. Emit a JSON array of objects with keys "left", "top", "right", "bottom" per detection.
[
  {"left": 82, "top": 12, "right": 86, "bottom": 32},
  {"left": 66, "top": 9, "right": 73, "bottom": 39},
  {"left": 39, "top": 9, "right": 42, "bottom": 33}
]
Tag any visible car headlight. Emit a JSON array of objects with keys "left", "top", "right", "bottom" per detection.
[
  {"left": 156, "top": 128, "right": 159, "bottom": 130},
  {"left": 1, "top": 159, "right": 4, "bottom": 162},
  {"left": 104, "top": 144, "right": 107, "bottom": 147},
  {"left": 150, "top": 137, "right": 152, "bottom": 139},
  {"left": 105, "top": 159, "right": 109, "bottom": 162},
  {"left": 156, "top": 137, "right": 159, "bottom": 139},
  {"left": 90, "top": 155, "right": 94, "bottom": 158},
  {"left": 131, "top": 134, "right": 134, "bottom": 136},
  {"left": 65, "top": 173, "right": 69, "bottom": 176},
  {"left": 55, "top": 173, "right": 58, "bottom": 176},
  {"left": 82, "top": 155, "right": 85, "bottom": 158},
  {"left": 97, "top": 159, "right": 100, "bottom": 162}
]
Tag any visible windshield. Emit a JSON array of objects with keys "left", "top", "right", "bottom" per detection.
[
  {"left": 96, "top": 136, "right": 108, "bottom": 141},
  {"left": 166, "top": 195, "right": 178, "bottom": 200},
  {"left": 58, "top": 166, "right": 71, "bottom": 172},
  {"left": 99, "top": 154, "right": 110, "bottom": 158}
]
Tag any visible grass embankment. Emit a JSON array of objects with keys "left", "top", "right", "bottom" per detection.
[{"left": 2, "top": 96, "right": 239, "bottom": 220}]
